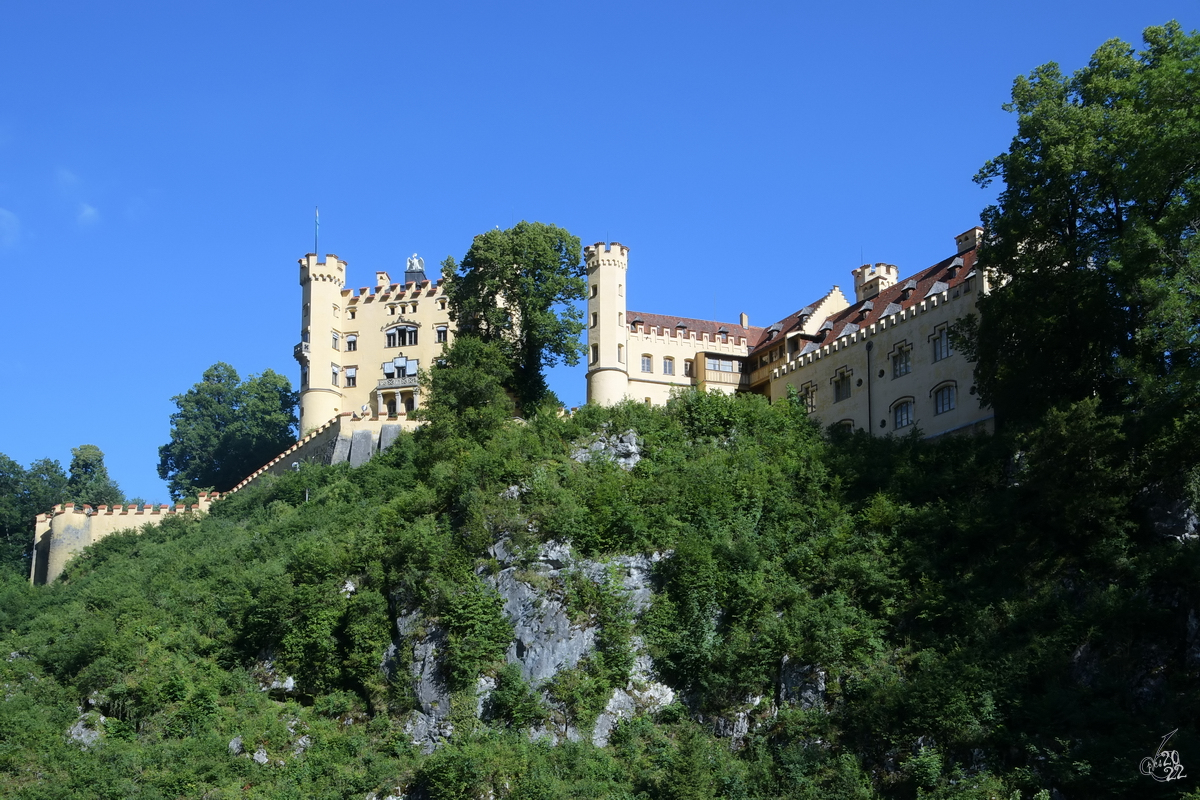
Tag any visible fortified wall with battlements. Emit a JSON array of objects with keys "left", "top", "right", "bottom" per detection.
[{"left": 30, "top": 494, "right": 220, "bottom": 585}]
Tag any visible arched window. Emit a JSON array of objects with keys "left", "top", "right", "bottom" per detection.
[
  {"left": 663, "top": 357, "right": 675, "bottom": 376},
  {"left": 436, "top": 326, "right": 448, "bottom": 344},
  {"left": 641, "top": 354, "right": 652, "bottom": 373},
  {"left": 891, "top": 396, "right": 915, "bottom": 428},
  {"left": 932, "top": 382, "right": 957, "bottom": 414},
  {"left": 617, "top": 344, "right": 624, "bottom": 364},
  {"left": 345, "top": 334, "right": 358, "bottom": 352}
]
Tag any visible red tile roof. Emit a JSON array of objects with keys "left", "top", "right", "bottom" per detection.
[
  {"left": 626, "top": 310, "right": 765, "bottom": 341},
  {"left": 749, "top": 248, "right": 978, "bottom": 353}
]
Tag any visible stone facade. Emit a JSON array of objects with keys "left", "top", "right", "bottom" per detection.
[
  {"left": 294, "top": 253, "right": 454, "bottom": 435},
  {"left": 585, "top": 228, "right": 994, "bottom": 438}
]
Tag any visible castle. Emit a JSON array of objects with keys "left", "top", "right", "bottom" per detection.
[
  {"left": 585, "top": 227, "right": 994, "bottom": 437},
  {"left": 32, "top": 226, "right": 992, "bottom": 584}
]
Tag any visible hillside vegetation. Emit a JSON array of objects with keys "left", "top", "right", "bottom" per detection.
[{"left": 2, "top": 388, "right": 1199, "bottom": 799}]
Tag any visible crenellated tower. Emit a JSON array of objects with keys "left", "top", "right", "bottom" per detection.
[
  {"left": 296, "top": 253, "right": 347, "bottom": 433},
  {"left": 585, "top": 241, "right": 631, "bottom": 405}
]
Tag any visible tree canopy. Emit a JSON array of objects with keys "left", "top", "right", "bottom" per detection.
[
  {"left": 967, "top": 21, "right": 1199, "bottom": 446},
  {"left": 66, "top": 444, "right": 125, "bottom": 508},
  {"left": 157, "top": 363, "right": 298, "bottom": 499},
  {"left": 443, "top": 221, "right": 586, "bottom": 409}
]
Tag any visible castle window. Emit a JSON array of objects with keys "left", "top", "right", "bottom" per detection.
[
  {"left": 436, "top": 326, "right": 448, "bottom": 344},
  {"left": 386, "top": 326, "right": 418, "bottom": 348},
  {"left": 800, "top": 382, "right": 816, "bottom": 413},
  {"left": 706, "top": 357, "right": 734, "bottom": 372},
  {"left": 591, "top": 344, "right": 599, "bottom": 364},
  {"left": 684, "top": 359, "right": 693, "bottom": 377},
  {"left": 303, "top": 303, "right": 310, "bottom": 319},
  {"left": 618, "top": 284, "right": 623, "bottom": 297},
  {"left": 388, "top": 305, "right": 396, "bottom": 316},
  {"left": 332, "top": 332, "right": 340, "bottom": 350},
  {"left": 932, "top": 326, "right": 952, "bottom": 362},
  {"left": 934, "top": 383, "right": 956, "bottom": 414},
  {"left": 333, "top": 304, "right": 340, "bottom": 318},
  {"left": 663, "top": 357, "right": 675, "bottom": 376},
  {"left": 833, "top": 370, "right": 852, "bottom": 402},
  {"left": 301, "top": 330, "right": 310, "bottom": 344},
  {"left": 892, "top": 344, "right": 911, "bottom": 377},
  {"left": 345, "top": 367, "right": 357, "bottom": 388},
  {"left": 300, "top": 366, "right": 308, "bottom": 388},
  {"left": 590, "top": 284, "right": 598, "bottom": 298},
  {"left": 331, "top": 365, "right": 340, "bottom": 387},
  {"left": 438, "top": 299, "right": 447, "bottom": 310},
  {"left": 617, "top": 344, "right": 624, "bottom": 364},
  {"left": 893, "top": 398, "right": 914, "bottom": 428},
  {"left": 348, "top": 308, "right": 356, "bottom": 320},
  {"left": 618, "top": 312, "right": 623, "bottom": 326},
  {"left": 641, "top": 355, "right": 652, "bottom": 373},
  {"left": 345, "top": 334, "right": 357, "bottom": 352},
  {"left": 591, "top": 312, "right": 598, "bottom": 328}
]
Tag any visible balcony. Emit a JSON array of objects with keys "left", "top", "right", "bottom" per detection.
[
  {"left": 293, "top": 342, "right": 310, "bottom": 362},
  {"left": 377, "top": 375, "right": 419, "bottom": 389},
  {"left": 703, "top": 368, "right": 749, "bottom": 388}
]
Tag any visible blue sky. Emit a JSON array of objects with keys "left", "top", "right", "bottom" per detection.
[{"left": 0, "top": 1, "right": 1193, "bottom": 503}]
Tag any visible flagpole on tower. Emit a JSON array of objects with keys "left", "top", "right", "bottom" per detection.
[{"left": 315, "top": 206, "right": 320, "bottom": 255}]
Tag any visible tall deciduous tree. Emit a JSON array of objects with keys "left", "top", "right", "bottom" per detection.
[
  {"left": 443, "top": 221, "right": 586, "bottom": 409},
  {"left": 966, "top": 22, "right": 1199, "bottom": 469},
  {"left": 0, "top": 454, "right": 69, "bottom": 575},
  {"left": 66, "top": 444, "right": 125, "bottom": 507},
  {"left": 157, "top": 363, "right": 298, "bottom": 499}
]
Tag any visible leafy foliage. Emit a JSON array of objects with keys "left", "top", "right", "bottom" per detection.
[
  {"left": 443, "top": 221, "right": 585, "bottom": 409},
  {"left": 157, "top": 362, "right": 298, "bottom": 499}
]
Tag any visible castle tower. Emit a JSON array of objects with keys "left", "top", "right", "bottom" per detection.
[
  {"left": 296, "top": 253, "right": 347, "bottom": 434},
  {"left": 851, "top": 262, "right": 900, "bottom": 302},
  {"left": 585, "top": 241, "right": 631, "bottom": 405}
]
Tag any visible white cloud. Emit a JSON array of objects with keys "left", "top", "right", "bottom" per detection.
[
  {"left": 77, "top": 203, "right": 99, "bottom": 225},
  {"left": 57, "top": 167, "right": 79, "bottom": 188},
  {"left": 0, "top": 208, "right": 19, "bottom": 247}
]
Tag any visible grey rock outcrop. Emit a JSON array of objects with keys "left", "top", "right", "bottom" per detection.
[
  {"left": 572, "top": 429, "right": 642, "bottom": 470},
  {"left": 779, "top": 656, "right": 826, "bottom": 710},
  {"left": 592, "top": 644, "right": 676, "bottom": 747},
  {"left": 68, "top": 711, "right": 105, "bottom": 749}
]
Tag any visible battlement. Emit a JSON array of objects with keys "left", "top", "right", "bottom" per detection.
[
  {"left": 585, "top": 241, "right": 630, "bottom": 268},
  {"left": 31, "top": 493, "right": 221, "bottom": 585},
  {"left": 299, "top": 253, "right": 347, "bottom": 287},
  {"left": 852, "top": 262, "right": 899, "bottom": 302}
]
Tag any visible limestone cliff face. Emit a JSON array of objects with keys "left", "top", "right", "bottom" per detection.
[
  {"left": 390, "top": 538, "right": 674, "bottom": 753},
  {"left": 387, "top": 536, "right": 828, "bottom": 753}
]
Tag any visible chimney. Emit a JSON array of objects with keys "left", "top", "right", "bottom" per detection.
[
  {"left": 739, "top": 312, "right": 749, "bottom": 328},
  {"left": 375, "top": 271, "right": 391, "bottom": 288}
]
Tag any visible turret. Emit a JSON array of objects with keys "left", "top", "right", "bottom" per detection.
[
  {"left": 852, "top": 262, "right": 899, "bottom": 302},
  {"left": 297, "top": 253, "right": 348, "bottom": 434},
  {"left": 584, "top": 241, "right": 631, "bottom": 405}
]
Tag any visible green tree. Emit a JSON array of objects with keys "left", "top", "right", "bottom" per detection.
[
  {"left": 0, "top": 454, "right": 69, "bottom": 575},
  {"left": 157, "top": 363, "right": 298, "bottom": 499},
  {"left": 67, "top": 444, "right": 125, "bottom": 507},
  {"left": 443, "top": 221, "right": 586, "bottom": 409},
  {"left": 966, "top": 21, "right": 1199, "bottom": 442}
]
